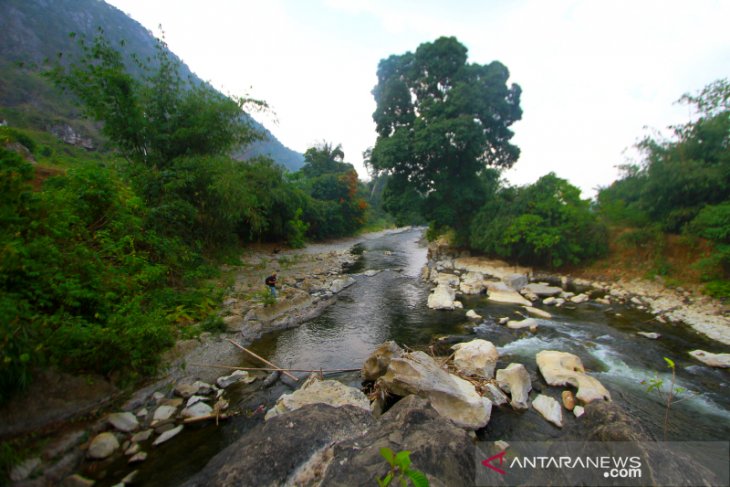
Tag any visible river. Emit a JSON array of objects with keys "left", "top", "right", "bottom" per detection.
[{"left": 104, "top": 227, "right": 730, "bottom": 486}]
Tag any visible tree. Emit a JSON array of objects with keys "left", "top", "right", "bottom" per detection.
[{"left": 369, "top": 36, "right": 522, "bottom": 238}]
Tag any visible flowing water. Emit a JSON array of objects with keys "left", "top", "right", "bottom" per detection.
[{"left": 100, "top": 228, "right": 730, "bottom": 486}]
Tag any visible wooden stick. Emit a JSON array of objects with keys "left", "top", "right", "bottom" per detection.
[
  {"left": 226, "top": 339, "right": 299, "bottom": 382},
  {"left": 189, "top": 362, "right": 361, "bottom": 374}
]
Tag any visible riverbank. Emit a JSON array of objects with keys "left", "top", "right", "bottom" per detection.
[{"left": 1, "top": 229, "right": 410, "bottom": 485}]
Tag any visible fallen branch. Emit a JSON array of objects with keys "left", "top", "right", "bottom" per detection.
[
  {"left": 226, "top": 339, "right": 299, "bottom": 382},
  {"left": 182, "top": 412, "right": 236, "bottom": 424},
  {"left": 189, "top": 362, "right": 361, "bottom": 374}
]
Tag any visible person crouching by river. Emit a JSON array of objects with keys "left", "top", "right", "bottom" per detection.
[{"left": 265, "top": 271, "right": 278, "bottom": 299}]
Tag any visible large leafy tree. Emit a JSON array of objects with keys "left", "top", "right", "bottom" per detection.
[{"left": 369, "top": 36, "right": 522, "bottom": 237}]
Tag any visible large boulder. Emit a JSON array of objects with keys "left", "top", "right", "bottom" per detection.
[
  {"left": 362, "top": 341, "right": 404, "bottom": 381},
  {"left": 378, "top": 351, "right": 492, "bottom": 430},
  {"left": 495, "top": 363, "right": 532, "bottom": 410},
  {"left": 487, "top": 282, "right": 532, "bottom": 306},
  {"left": 535, "top": 351, "right": 611, "bottom": 403},
  {"left": 265, "top": 376, "right": 370, "bottom": 420},
  {"left": 459, "top": 272, "right": 486, "bottom": 294},
  {"left": 427, "top": 284, "right": 457, "bottom": 310},
  {"left": 453, "top": 257, "right": 531, "bottom": 280},
  {"left": 451, "top": 339, "right": 499, "bottom": 379},
  {"left": 320, "top": 395, "right": 475, "bottom": 486},
  {"left": 182, "top": 404, "right": 375, "bottom": 487}
]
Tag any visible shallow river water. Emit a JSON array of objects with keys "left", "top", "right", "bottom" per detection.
[{"left": 103, "top": 228, "right": 730, "bottom": 486}]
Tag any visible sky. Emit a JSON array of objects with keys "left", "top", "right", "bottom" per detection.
[{"left": 105, "top": 0, "right": 730, "bottom": 197}]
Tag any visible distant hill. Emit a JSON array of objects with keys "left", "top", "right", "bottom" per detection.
[{"left": 0, "top": 0, "right": 304, "bottom": 171}]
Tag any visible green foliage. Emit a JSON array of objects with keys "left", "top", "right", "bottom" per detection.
[
  {"left": 470, "top": 173, "right": 607, "bottom": 267},
  {"left": 377, "top": 447, "right": 429, "bottom": 487},
  {"left": 370, "top": 37, "right": 521, "bottom": 235},
  {"left": 641, "top": 356, "right": 695, "bottom": 440},
  {"left": 286, "top": 208, "right": 309, "bottom": 248}
]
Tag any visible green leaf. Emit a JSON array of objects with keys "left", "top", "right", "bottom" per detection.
[
  {"left": 406, "top": 469, "right": 430, "bottom": 487},
  {"left": 377, "top": 473, "right": 393, "bottom": 487},
  {"left": 663, "top": 357, "right": 675, "bottom": 369},
  {"left": 394, "top": 450, "right": 412, "bottom": 470},
  {"left": 380, "top": 447, "right": 395, "bottom": 466}
]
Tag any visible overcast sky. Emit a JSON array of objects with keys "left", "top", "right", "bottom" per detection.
[{"left": 106, "top": 0, "right": 729, "bottom": 197}]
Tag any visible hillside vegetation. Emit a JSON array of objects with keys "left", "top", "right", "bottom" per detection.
[{"left": 0, "top": 32, "right": 374, "bottom": 404}]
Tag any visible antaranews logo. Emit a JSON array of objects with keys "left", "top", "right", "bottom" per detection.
[{"left": 475, "top": 441, "right": 729, "bottom": 487}]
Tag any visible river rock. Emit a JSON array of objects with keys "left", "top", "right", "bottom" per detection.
[
  {"left": 186, "top": 395, "right": 208, "bottom": 408},
  {"left": 62, "top": 474, "right": 95, "bottom": 487},
  {"left": 174, "top": 383, "right": 200, "bottom": 398},
  {"left": 523, "top": 283, "right": 563, "bottom": 297},
  {"left": 319, "top": 396, "right": 476, "bottom": 486},
  {"left": 362, "top": 341, "right": 404, "bottom": 381},
  {"left": 451, "top": 339, "right": 499, "bottom": 379},
  {"left": 536, "top": 350, "right": 611, "bottom": 403},
  {"left": 503, "top": 273, "right": 528, "bottom": 291},
  {"left": 427, "top": 284, "right": 457, "bottom": 310},
  {"left": 153, "top": 424, "right": 184, "bottom": 446},
  {"left": 152, "top": 404, "right": 177, "bottom": 423},
  {"left": 129, "top": 451, "right": 148, "bottom": 463},
  {"left": 543, "top": 296, "right": 557, "bottom": 305},
  {"left": 487, "top": 282, "right": 532, "bottom": 306},
  {"left": 87, "top": 432, "right": 119, "bottom": 459},
  {"left": 484, "top": 383, "right": 510, "bottom": 406},
  {"left": 570, "top": 293, "right": 590, "bottom": 304},
  {"left": 436, "top": 273, "right": 460, "bottom": 286},
  {"left": 125, "top": 442, "right": 140, "bottom": 456},
  {"left": 182, "top": 401, "right": 213, "bottom": 418},
  {"left": 507, "top": 317, "right": 538, "bottom": 330},
  {"left": 329, "top": 276, "right": 355, "bottom": 294},
  {"left": 466, "top": 309, "right": 483, "bottom": 320},
  {"left": 495, "top": 363, "right": 532, "bottom": 410},
  {"left": 216, "top": 370, "right": 255, "bottom": 388},
  {"left": 9, "top": 457, "right": 40, "bottom": 482},
  {"left": 107, "top": 412, "right": 139, "bottom": 433},
  {"left": 522, "top": 306, "right": 552, "bottom": 319},
  {"left": 131, "top": 429, "right": 152, "bottom": 443},
  {"left": 378, "top": 351, "right": 492, "bottom": 429},
  {"left": 637, "top": 331, "right": 661, "bottom": 340},
  {"left": 561, "top": 390, "right": 576, "bottom": 411},
  {"left": 265, "top": 377, "right": 370, "bottom": 420},
  {"left": 459, "top": 272, "right": 486, "bottom": 294},
  {"left": 182, "top": 404, "right": 377, "bottom": 487},
  {"left": 532, "top": 394, "right": 563, "bottom": 428},
  {"left": 688, "top": 350, "right": 730, "bottom": 368},
  {"left": 573, "top": 405, "right": 585, "bottom": 418}
]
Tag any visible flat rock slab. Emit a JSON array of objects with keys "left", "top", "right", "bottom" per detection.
[
  {"left": 523, "top": 283, "right": 563, "bottom": 297},
  {"left": 689, "top": 350, "right": 730, "bottom": 368},
  {"left": 265, "top": 377, "right": 370, "bottom": 420},
  {"left": 487, "top": 282, "right": 532, "bottom": 306}
]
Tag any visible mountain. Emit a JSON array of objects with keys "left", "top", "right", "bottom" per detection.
[{"left": 0, "top": 0, "right": 304, "bottom": 171}]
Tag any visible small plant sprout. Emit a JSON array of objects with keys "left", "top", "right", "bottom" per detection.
[
  {"left": 641, "top": 356, "right": 697, "bottom": 440},
  {"left": 377, "top": 447, "right": 429, "bottom": 487}
]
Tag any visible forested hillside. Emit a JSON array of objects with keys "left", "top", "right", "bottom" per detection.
[{"left": 0, "top": 0, "right": 304, "bottom": 171}]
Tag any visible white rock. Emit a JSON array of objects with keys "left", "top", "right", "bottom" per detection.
[
  {"left": 216, "top": 370, "right": 256, "bottom": 388},
  {"left": 498, "top": 317, "right": 510, "bottom": 325},
  {"left": 125, "top": 443, "right": 140, "bottom": 456},
  {"left": 436, "top": 273, "right": 460, "bottom": 286},
  {"left": 637, "top": 331, "right": 661, "bottom": 340},
  {"left": 88, "top": 432, "right": 120, "bottom": 459},
  {"left": 487, "top": 282, "right": 531, "bottom": 306},
  {"left": 363, "top": 270, "right": 381, "bottom": 277},
  {"left": 451, "top": 339, "right": 499, "bottom": 379},
  {"left": 330, "top": 276, "right": 356, "bottom": 293},
  {"left": 523, "top": 283, "right": 563, "bottom": 297},
  {"left": 459, "top": 272, "right": 486, "bottom": 294},
  {"left": 265, "top": 378, "right": 370, "bottom": 420},
  {"left": 152, "top": 392, "right": 165, "bottom": 402},
  {"left": 152, "top": 405, "right": 177, "bottom": 423},
  {"left": 573, "top": 405, "right": 585, "bottom": 418},
  {"left": 466, "top": 309, "right": 483, "bottom": 320},
  {"left": 108, "top": 412, "right": 139, "bottom": 433},
  {"left": 153, "top": 425, "right": 184, "bottom": 446},
  {"left": 129, "top": 452, "right": 148, "bottom": 463},
  {"left": 570, "top": 293, "right": 589, "bottom": 304},
  {"left": 136, "top": 408, "right": 148, "bottom": 418},
  {"left": 182, "top": 402, "right": 213, "bottom": 418},
  {"left": 495, "top": 363, "right": 532, "bottom": 410},
  {"left": 543, "top": 297, "right": 557, "bottom": 306},
  {"left": 378, "top": 351, "right": 492, "bottom": 430},
  {"left": 688, "top": 350, "right": 730, "bottom": 368},
  {"left": 522, "top": 306, "right": 552, "bottom": 319},
  {"left": 507, "top": 318, "right": 538, "bottom": 330},
  {"left": 495, "top": 440, "right": 511, "bottom": 451},
  {"left": 536, "top": 351, "right": 611, "bottom": 403},
  {"left": 532, "top": 394, "right": 563, "bottom": 427},
  {"left": 454, "top": 301, "right": 464, "bottom": 309},
  {"left": 131, "top": 429, "right": 153, "bottom": 443},
  {"left": 595, "top": 297, "right": 611, "bottom": 305},
  {"left": 186, "top": 395, "right": 208, "bottom": 407},
  {"left": 427, "top": 284, "right": 456, "bottom": 310}
]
